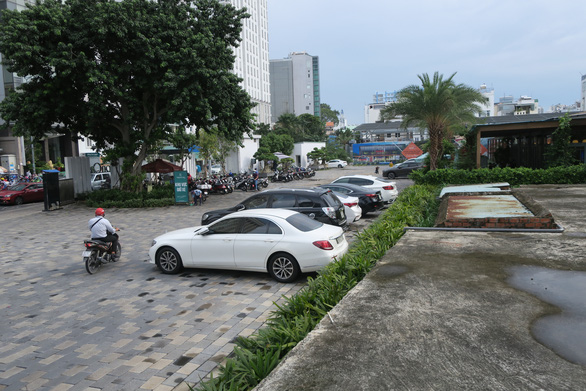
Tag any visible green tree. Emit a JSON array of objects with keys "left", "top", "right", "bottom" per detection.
[
  {"left": 254, "top": 123, "right": 272, "bottom": 136},
  {"left": 259, "top": 132, "right": 294, "bottom": 155},
  {"left": 335, "top": 128, "right": 355, "bottom": 150},
  {"left": 167, "top": 127, "right": 199, "bottom": 168},
  {"left": 253, "top": 147, "right": 277, "bottom": 172},
  {"left": 545, "top": 113, "right": 576, "bottom": 168},
  {"left": 320, "top": 103, "right": 340, "bottom": 126},
  {"left": 298, "top": 113, "right": 326, "bottom": 142},
  {"left": 380, "top": 72, "right": 486, "bottom": 170},
  {"left": 307, "top": 147, "right": 333, "bottom": 169},
  {"left": 215, "top": 135, "right": 239, "bottom": 173},
  {"left": 0, "top": 0, "right": 255, "bottom": 191},
  {"left": 198, "top": 131, "right": 219, "bottom": 177}
]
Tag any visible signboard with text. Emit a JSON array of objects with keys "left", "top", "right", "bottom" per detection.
[{"left": 174, "top": 171, "right": 189, "bottom": 204}]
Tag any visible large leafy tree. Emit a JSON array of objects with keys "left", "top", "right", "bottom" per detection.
[
  {"left": 0, "top": 0, "right": 255, "bottom": 191},
  {"left": 544, "top": 113, "right": 576, "bottom": 168},
  {"left": 274, "top": 113, "right": 326, "bottom": 143},
  {"left": 380, "top": 72, "right": 486, "bottom": 170},
  {"left": 320, "top": 103, "right": 340, "bottom": 126}
]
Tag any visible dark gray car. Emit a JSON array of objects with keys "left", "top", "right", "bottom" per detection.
[
  {"left": 382, "top": 161, "right": 424, "bottom": 179},
  {"left": 201, "top": 188, "right": 348, "bottom": 228}
]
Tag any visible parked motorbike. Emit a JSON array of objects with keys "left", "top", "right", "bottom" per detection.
[{"left": 83, "top": 233, "right": 122, "bottom": 274}]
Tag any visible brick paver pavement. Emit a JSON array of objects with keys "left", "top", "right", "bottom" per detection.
[{"left": 0, "top": 166, "right": 407, "bottom": 390}]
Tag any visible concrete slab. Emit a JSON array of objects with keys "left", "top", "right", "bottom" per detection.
[{"left": 255, "top": 184, "right": 586, "bottom": 391}]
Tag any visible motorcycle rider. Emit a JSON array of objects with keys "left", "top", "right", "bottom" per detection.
[
  {"left": 88, "top": 207, "right": 120, "bottom": 260},
  {"left": 252, "top": 170, "right": 260, "bottom": 191}
]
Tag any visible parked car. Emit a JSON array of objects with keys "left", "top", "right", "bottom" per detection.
[
  {"left": 149, "top": 209, "right": 349, "bottom": 282},
  {"left": 90, "top": 172, "right": 111, "bottom": 190},
  {"left": 333, "top": 192, "right": 362, "bottom": 223},
  {"left": 211, "top": 164, "right": 222, "bottom": 174},
  {"left": 330, "top": 175, "right": 398, "bottom": 203},
  {"left": 382, "top": 160, "right": 424, "bottom": 179},
  {"left": 0, "top": 183, "right": 44, "bottom": 205},
  {"left": 327, "top": 159, "right": 347, "bottom": 168},
  {"left": 317, "top": 183, "right": 385, "bottom": 215},
  {"left": 201, "top": 188, "right": 347, "bottom": 228}
]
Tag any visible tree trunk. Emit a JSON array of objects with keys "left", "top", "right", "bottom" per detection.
[{"left": 428, "top": 125, "right": 443, "bottom": 171}]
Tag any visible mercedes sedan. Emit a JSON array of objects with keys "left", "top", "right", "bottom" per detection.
[{"left": 149, "top": 209, "right": 349, "bottom": 283}]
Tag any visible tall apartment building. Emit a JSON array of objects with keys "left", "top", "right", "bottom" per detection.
[
  {"left": 580, "top": 75, "right": 586, "bottom": 111},
  {"left": 269, "top": 51, "right": 320, "bottom": 123},
  {"left": 0, "top": 0, "right": 35, "bottom": 174},
  {"left": 224, "top": 0, "right": 271, "bottom": 125},
  {"left": 477, "top": 84, "right": 495, "bottom": 117}
]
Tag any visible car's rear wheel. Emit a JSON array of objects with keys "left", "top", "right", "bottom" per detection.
[
  {"left": 268, "top": 253, "right": 300, "bottom": 283},
  {"left": 338, "top": 164, "right": 343, "bottom": 168},
  {"left": 156, "top": 247, "right": 184, "bottom": 274},
  {"left": 14, "top": 196, "right": 23, "bottom": 205},
  {"left": 387, "top": 172, "right": 396, "bottom": 179}
]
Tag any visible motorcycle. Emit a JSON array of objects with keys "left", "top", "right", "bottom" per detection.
[{"left": 83, "top": 233, "right": 121, "bottom": 274}]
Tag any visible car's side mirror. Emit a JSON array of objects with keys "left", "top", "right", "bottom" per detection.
[
  {"left": 237, "top": 204, "right": 245, "bottom": 211},
  {"left": 197, "top": 227, "right": 210, "bottom": 235}
]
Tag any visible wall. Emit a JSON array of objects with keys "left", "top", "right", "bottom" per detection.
[{"left": 293, "top": 142, "right": 325, "bottom": 168}]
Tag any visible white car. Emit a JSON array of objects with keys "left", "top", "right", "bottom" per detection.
[
  {"left": 210, "top": 164, "right": 222, "bottom": 174},
  {"left": 148, "top": 209, "right": 349, "bottom": 283},
  {"left": 331, "top": 175, "right": 398, "bottom": 204},
  {"left": 333, "top": 192, "right": 362, "bottom": 223},
  {"left": 327, "top": 159, "right": 347, "bottom": 168}
]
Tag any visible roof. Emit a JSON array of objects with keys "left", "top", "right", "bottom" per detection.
[{"left": 471, "top": 112, "right": 586, "bottom": 138}]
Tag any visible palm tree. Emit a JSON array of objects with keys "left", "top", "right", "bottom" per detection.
[{"left": 380, "top": 72, "right": 487, "bottom": 170}]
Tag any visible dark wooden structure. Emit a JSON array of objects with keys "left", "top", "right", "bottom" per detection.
[{"left": 471, "top": 113, "right": 586, "bottom": 168}]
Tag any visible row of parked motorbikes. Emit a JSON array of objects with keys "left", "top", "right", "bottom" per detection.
[{"left": 186, "top": 167, "right": 316, "bottom": 196}]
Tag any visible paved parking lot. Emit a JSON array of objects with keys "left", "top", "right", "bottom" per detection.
[{"left": 0, "top": 166, "right": 411, "bottom": 390}]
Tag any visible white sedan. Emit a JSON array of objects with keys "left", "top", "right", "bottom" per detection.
[
  {"left": 148, "top": 209, "right": 349, "bottom": 283},
  {"left": 331, "top": 175, "right": 398, "bottom": 204},
  {"left": 327, "top": 159, "right": 348, "bottom": 168},
  {"left": 333, "top": 192, "right": 362, "bottom": 223}
]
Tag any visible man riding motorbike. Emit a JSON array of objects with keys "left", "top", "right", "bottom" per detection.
[{"left": 88, "top": 207, "right": 120, "bottom": 260}]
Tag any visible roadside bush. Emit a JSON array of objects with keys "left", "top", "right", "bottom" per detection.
[
  {"left": 191, "top": 184, "right": 441, "bottom": 391},
  {"left": 410, "top": 165, "right": 586, "bottom": 186},
  {"left": 84, "top": 184, "right": 175, "bottom": 208}
]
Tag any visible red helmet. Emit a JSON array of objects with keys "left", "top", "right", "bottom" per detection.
[{"left": 95, "top": 208, "right": 105, "bottom": 216}]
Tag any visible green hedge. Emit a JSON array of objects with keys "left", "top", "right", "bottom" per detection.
[
  {"left": 409, "top": 165, "right": 586, "bottom": 186},
  {"left": 84, "top": 185, "right": 175, "bottom": 208},
  {"left": 193, "top": 184, "right": 441, "bottom": 391}
]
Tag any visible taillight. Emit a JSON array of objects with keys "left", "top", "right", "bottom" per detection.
[
  {"left": 383, "top": 185, "right": 395, "bottom": 190},
  {"left": 365, "top": 193, "right": 376, "bottom": 198},
  {"left": 344, "top": 202, "right": 358, "bottom": 207},
  {"left": 313, "top": 240, "right": 334, "bottom": 250},
  {"left": 322, "top": 206, "right": 336, "bottom": 219}
]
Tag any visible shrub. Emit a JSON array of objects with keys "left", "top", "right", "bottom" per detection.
[{"left": 410, "top": 165, "right": 586, "bottom": 186}]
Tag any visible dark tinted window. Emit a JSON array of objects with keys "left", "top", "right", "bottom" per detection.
[
  {"left": 322, "top": 191, "right": 342, "bottom": 208},
  {"left": 297, "top": 195, "right": 320, "bottom": 208},
  {"left": 241, "top": 218, "right": 283, "bottom": 235},
  {"left": 333, "top": 178, "right": 350, "bottom": 184},
  {"left": 285, "top": 213, "right": 323, "bottom": 232},
  {"left": 271, "top": 194, "right": 296, "bottom": 208},
  {"left": 327, "top": 185, "right": 349, "bottom": 194},
  {"left": 242, "top": 194, "right": 269, "bottom": 209},
  {"left": 348, "top": 178, "right": 373, "bottom": 186},
  {"left": 209, "top": 218, "right": 241, "bottom": 234}
]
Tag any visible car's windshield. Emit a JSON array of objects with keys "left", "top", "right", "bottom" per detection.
[
  {"left": 285, "top": 213, "right": 323, "bottom": 232},
  {"left": 7, "top": 184, "right": 27, "bottom": 191}
]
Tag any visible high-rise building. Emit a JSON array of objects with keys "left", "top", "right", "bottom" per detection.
[
  {"left": 223, "top": 0, "right": 271, "bottom": 125},
  {"left": 580, "top": 75, "right": 586, "bottom": 111},
  {"left": 0, "top": 0, "right": 35, "bottom": 174},
  {"left": 269, "top": 51, "right": 320, "bottom": 123}
]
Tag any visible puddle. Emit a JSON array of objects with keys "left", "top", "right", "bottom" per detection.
[{"left": 507, "top": 265, "right": 586, "bottom": 365}]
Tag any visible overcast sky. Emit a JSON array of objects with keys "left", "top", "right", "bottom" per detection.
[{"left": 267, "top": 0, "right": 586, "bottom": 125}]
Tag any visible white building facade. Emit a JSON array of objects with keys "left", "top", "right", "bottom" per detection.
[
  {"left": 227, "top": 0, "right": 271, "bottom": 125},
  {"left": 270, "top": 52, "right": 320, "bottom": 123},
  {"left": 477, "top": 84, "right": 495, "bottom": 117}
]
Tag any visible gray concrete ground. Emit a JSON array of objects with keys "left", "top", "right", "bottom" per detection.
[
  {"left": 255, "top": 184, "right": 586, "bottom": 391},
  {"left": 0, "top": 165, "right": 400, "bottom": 391}
]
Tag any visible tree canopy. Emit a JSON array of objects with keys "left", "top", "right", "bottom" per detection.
[
  {"left": 320, "top": 103, "right": 340, "bottom": 126},
  {"left": 380, "top": 72, "right": 486, "bottom": 170},
  {"left": 274, "top": 113, "right": 326, "bottom": 143},
  {"left": 0, "top": 0, "right": 256, "bottom": 190}
]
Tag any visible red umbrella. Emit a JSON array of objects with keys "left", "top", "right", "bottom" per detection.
[{"left": 141, "top": 159, "right": 183, "bottom": 173}]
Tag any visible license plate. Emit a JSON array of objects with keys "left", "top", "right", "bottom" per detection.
[
  {"left": 82, "top": 251, "right": 92, "bottom": 257},
  {"left": 336, "top": 235, "right": 345, "bottom": 244}
]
